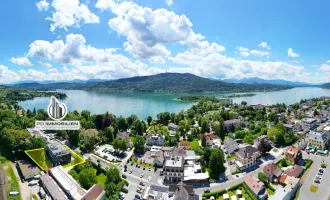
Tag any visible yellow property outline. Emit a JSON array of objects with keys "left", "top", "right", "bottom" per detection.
[{"left": 25, "top": 145, "right": 85, "bottom": 170}]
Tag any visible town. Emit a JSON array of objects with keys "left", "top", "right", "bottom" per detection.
[{"left": 1, "top": 96, "right": 330, "bottom": 200}]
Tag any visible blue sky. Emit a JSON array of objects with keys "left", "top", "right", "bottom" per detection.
[{"left": 1, "top": 0, "right": 330, "bottom": 84}]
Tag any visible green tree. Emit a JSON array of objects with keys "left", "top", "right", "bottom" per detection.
[
  {"left": 78, "top": 168, "right": 97, "bottom": 189},
  {"left": 258, "top": 172, "right": 269, "bottom": 184},
  {"left": 201, "top": 134, "right": 207, "bottom": 147},
  {"left": 133, "top": 136, "right": 145, "bottom": 153},
  {"left": 118, "top": 117, "right": 129, "bottom": 131},
  {"left": 134, "top": 120, "right": 144, "bottom": 136},
  {"left": 147, "top": 116, "right": 152, "bottom": 126},
  {"left": 208, "top": 149, "right": 225, "bottom": 180},
  {"left": 81, "top": 129, "right": 100, "bottom": 152},
  {"left": 68, "top": 130, "right": 80, "bottom": 147},
  {"left": 119, "top": 139, "right": 128, "bottom": 152},
  {"left": 201, "top": 116, "right": 209, "bottom": 133},
  {"left": 104, "top": 126, "right": 114, "bottom": 142}
]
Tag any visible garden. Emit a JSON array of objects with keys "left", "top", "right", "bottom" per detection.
[{"left": 202, "top": 182, "right": 257, "bottom": 200}]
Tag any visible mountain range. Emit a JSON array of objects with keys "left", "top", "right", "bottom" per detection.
[
  {"left": 222, "top": 77, "right": 319, "bottom": 86},
  {"left": 10, "top": 73, "right": 330, "bottom": 93},
  {"left": 10, "top": 73, "right": 294, "bottom": 93}
]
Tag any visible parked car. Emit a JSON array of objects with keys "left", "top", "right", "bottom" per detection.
[
  {"left": 140, "top": 174, "right": 144, "bottom": 178},
  {"left": 122, "top": 187, "right": 128, "bottom": 193},
  {"left": 139, "top": 181, "right": 145, "bottom": 186},
  {"left": 122, "top": 174, "right": 127, "bottom": 179},
  {"left": 135, "top": 195, "right": 141, "bottom": 199},
  {"left": 129, "top": 169, "right": 133, "bottom": 174},
  {"left": 314, "top": 179, "right": 320, "bottom": 184}
]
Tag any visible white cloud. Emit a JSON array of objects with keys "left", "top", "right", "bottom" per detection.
[
  {"left": 26, "top": 34, "right": 163, "bottom": 80},
  {"left": 258, "top": 42, "right": 270, "bottom": 49},
  {"left": 96, "top": 0, "right": 224, "bottom": 62},
  {"left": 0, "top": 65, "right": 21, "bottom": 84},
  {"left": 288, "top": 48, "right": 300, "bottom": 58},
  {"left": 36, "top": 0, "right": 49, "bottom": 11},
  {"left": 310, "top": 65, "right": 319, "bottom": 68},
  {"left": 327, "top": 60, "right": 330, "bottom": 63},
  {"left": 10, "top": 57, "right": 33, "bottom": 66},
  {"left": 249, "top": 50, "right": 270, "bottom": 57},
  {"left": 320, "top": 64, "right": 330, "bottom": 71},
  {"left": 38, "top": 61, "right": 52, "bottom": 68},
  {"left": 46, "top": 0, "right": 100, "bottom": 31},
  {"left": 236, "top": 47, "right": 249, "bottom": 57},
  {"left": 169, "top": 51, "right": 312, "bottom": 82},
  {"left": 48, "top": 68, "right": 58, "bottom": 73},
  {"left": 165, "top": 0, "right": 173, "bottom": 6}
]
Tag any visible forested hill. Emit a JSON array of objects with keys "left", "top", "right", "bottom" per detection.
[
  {"left": 322, "top": 83, "right": 330, "bottom": 89},
  {"left": 76, "top": 73, "right": 293, "bottom": 93}
]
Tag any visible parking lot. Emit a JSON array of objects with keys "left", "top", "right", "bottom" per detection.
[
  {"left": 124, "top": 162, "right": 157, "bottom": 182},
  {"left": 94, "top": 144, "right": 128, "bottom": 162},
  {"left": 313, "top": 167, "right": 325, "bottom": 185}
]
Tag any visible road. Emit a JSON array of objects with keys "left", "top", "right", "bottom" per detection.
[{"left": 299, "top": 152, "right": 330, "bottom": 200}]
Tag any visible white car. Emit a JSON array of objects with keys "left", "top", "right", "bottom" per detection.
[
  {"left": 129, "top": 169, "right": 133, "bottom": 174},
  {"left": 140, "top": 174, "right": 144, "bottom": 178}
]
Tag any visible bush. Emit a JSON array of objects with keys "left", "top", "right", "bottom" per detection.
[{"left": 321, "top": 163, "right": 327, "bottom": 168}]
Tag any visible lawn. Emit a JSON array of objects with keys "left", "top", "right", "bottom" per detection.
[
  {"left": 2, "top": 162, "right": 21, "bottom": 200},
  {"left": 276, "top": 158, "right": 292, "bottom": 169},
  {"left": 227, "top": 155, "right": 236, "bottom": 161},
  {"left": 310, "top": 185, "right": 318, "bottom": 193},
  {"left": 96, "top": 174, "right": 107, "bottom": 188},
  {"left": 25, "top": 148, "right": 52, "bottom": 170},
  {"left": 266, "top": 186, "right": 275, "bottom": 195},
  {"left": 189, "top": 139, "right": 200, "bottom": 150}
]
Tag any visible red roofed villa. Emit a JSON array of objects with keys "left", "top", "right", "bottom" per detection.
[
  {"left": 179, "top": 140, "right": 190, "bottom": 150},
  {"left": 244, "top": 175, "right": 268, "bottom": 200},
  {"left": 200, "top": 132, "right": 215, "bottom": 146}
]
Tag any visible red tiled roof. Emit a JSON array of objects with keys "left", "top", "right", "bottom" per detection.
[
  {"left": 283, "top": 165, "right": 303, "bottom": 178},
  {"left": 180, "top": 141, "right": 190, "bottom": 147},
  {"left": 279, "top": 174, "right": 287, "bottom": 184},
  {"left": 285, "top": 146, "right": 300, "bottom": 158},
  {"left": 200, "top": 133, "right": 215, "bottom": 140},
  {"left": 263, "top": 163, "right": 282, "bottom": 177},
  {"left": 244, "top": 175, "right": 264, "bottom": 195}
]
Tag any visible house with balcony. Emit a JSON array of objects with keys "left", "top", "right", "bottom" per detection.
[
  {"left": 235, "top": 145, "right": 260, "bottom": 171},
  {"left": 301, "top": 118, "right": 317, "bottom": 130},
  {"left": 146, "top": 133, "right": 165, "bottom": 146},
  {"left": 307, "top": 131, "right": 330, "bottom": 150},
  {"left": 245, "top": 175, "right": 268, "bottom": 200},
  {"left": 200, "top": 132, "right": 214, "bottom": 146},
  {"left": 285, "top": 146, "right": 302, "bottom": 164},
  {"left": 163, "top": 155, "right": 184, "bottom": 183}
]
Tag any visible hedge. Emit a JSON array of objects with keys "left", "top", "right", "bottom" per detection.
[
  {"left": 303, "top": 159, "right": 313, "bottom": 169},
  {"left": 202, "top": 189, "right": 227, "bottom": 198}
]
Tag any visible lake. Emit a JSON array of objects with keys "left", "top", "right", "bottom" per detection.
[{"left": 18, "top": 87, "right": 330, "bottom": 120}]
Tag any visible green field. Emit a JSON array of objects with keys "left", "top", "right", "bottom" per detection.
[
  {"left": 189, "top": 139, "right": 200, "bottom": 150},
  {"left": 25, "top": 148, "right": 52, "bottom": 170}
]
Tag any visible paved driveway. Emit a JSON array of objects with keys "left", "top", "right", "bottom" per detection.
[{"left": 299, "top": 153, "right": 330, "bottom": 200}]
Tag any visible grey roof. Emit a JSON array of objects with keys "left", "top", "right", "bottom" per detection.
[
  {"left": 46, "top": 141, "right": 69, "bottom": 156},
  {"left": 40, "top": 174, "right": 68, "bottom": 200},
  {"left": 117, "top": 131, "right": 129, "bottom": 140},
  {"left": 224, "top": 138, "right": 239, "bottom": 154},
  {"left": 169, "top": 182, "right": 198, "bottom": 200},
  {"left": 17, "top": 160, "right": 40, "bottom": 180},
  {"left": 150, "top": 185, "right": 169, "bottom": 193},
  {"left": 308, "top": 131, "right": 329, "bottom": 141},
  {"left": 236, "top": 145, "right": 259, "bottom": 159}
]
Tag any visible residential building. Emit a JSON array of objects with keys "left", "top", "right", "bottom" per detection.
[
  {"left": 16, "top": 160, "right": 40, "bottom": 181},
  {"left": 244, "top": 175, "right": 268, "bottom": 200},
  {"left": 40, "top": 173, "right": 68, "bottom": 200},
  {"left": 46, "top": 141, "right": 71, "bottom": 166},
  {"left": 223, "top": 138, "right": 239, "bottom": 155},
  {"left": 200, "top": 132, "right": 214, "bottom": 146},
  {"left": 153, "top": 150, "right": 165, "bottom": 167},
  {"left": 163, "top": 155, "right": 184, "bottom": 183},
  {"left": 183, "top": 151, "right": 209, "bottom": 184},
  {"left": 143, "top": 185, "right": 169, "bottom": 200},
  {"left": 146, "top": 133, "right": 166, "bottom": 146},
  {"left": 307, "top": 131, "right": 330, "bottom": 150},
  {"left": 169, "top": 182, "right": 199, "bottom": 200},
  {"left": 81, "top": 184, "right": 105, "bottom": 200},
  {"left": 219, "top": 98, "right": 233, "bottom": 105},
  {"left": 263, "top": 163, "right": 282, "bottom": 182},
  {"left": 301, "top": 118, "right": 317, "bottom": 130},
  {"left": 285, "top": 146, "right": 302, "bottom": 164},
  {"left": 179, "top": 141, "right": 190, "bottom": 150},
  {"left": 235, "top": 145, "right": 260, "bottom": 170},
  {"left": 254, "top": 136, "right": 273, "bottom": 150},
  {"left": 266, "top": 122, "right": 274, "bottom": 128},
  {"left": 168, "top": 123, "right": 178, "bottom": 131},
  {"left": 283, "top": 165, "right": 304, "bottom": 178},
  {"left": 269, "top": 176, "right": 300, "bottom": 200},
  {"left": 224, "top": 119, "right": 241, "bottom": 133},
  {"left": 271, "top": 108, "right": 279, "bottom": 114},
  {"left": 117, "top": 131, "right": 130, "bottom": 141}
]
